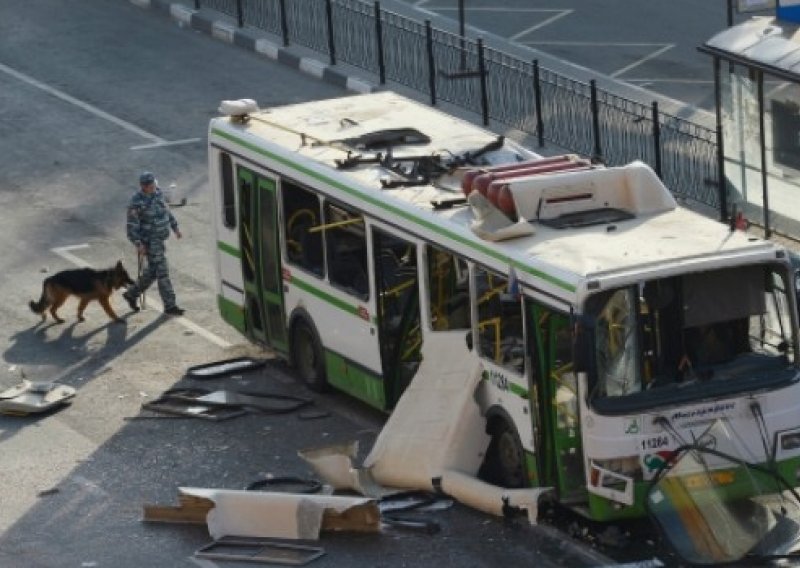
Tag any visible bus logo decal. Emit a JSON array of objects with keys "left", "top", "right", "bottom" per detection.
[
  {"left": 643, "top": 450, "right": 676, "bottom": 476},
  {"left": 624, "top": 418, "right": 641, "bottom": 435},
  {"left": 357, "top": 306, "right": 370, "bottom": 321}
]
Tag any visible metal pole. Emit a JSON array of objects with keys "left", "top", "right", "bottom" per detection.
[
  {"left": 326, "top": 0, "right": 336, "bottom": 66},
  {"left": 375, "top": 2, "right": 386, "bottom": 84},
  {"left": 459, "top": 0, "right": 465, "bottom": 38},
  {"left": 194, "top": 0, "right": 199, "bottom": 10},
  {"left": 279, "top": 0, "right": 289, "bottom": 47},
  {"left": 713, "top": 57, "right": 728, "bottom": 223},
  {"left": 590, "top": 80, "right": 603, "bottom": 163},
  {"left": 459, "top": 0, "right": 466, "bottom": 70},
  {"left": 426, "top": 20, "right": 437, "bottom": 106},
  {"left": 236, "top": 0, "right": 243, "bottom": 28},
  {"left": 651, "top": 101, "right": 662, "bottom": 179},
  {"left": 477, "top": 38, "right": 488, "bottom": 126},
  {"left": 727, "top": 0, "right": 734, "bottom": 27},
  {"left": 757, "top": 70, "right": 770, "bottom": 237},
  {"left": 533, "top": 60, "right": 544, "bottom": 148}
]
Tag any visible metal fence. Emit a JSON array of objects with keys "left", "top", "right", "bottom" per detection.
[{"left": 192, "top": 0, "right": 722, "bottom": 215}]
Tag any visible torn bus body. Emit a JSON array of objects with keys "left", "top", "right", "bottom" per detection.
[
  {"left": 298, "top": 332, "right": 550, "bottom": 523},
  {"left": 208, "top": 92, "right": 800, "bottom": 522}
]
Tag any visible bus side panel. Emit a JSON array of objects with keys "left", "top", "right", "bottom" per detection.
[
  {"left": 325, "top": 350, "right": 386, "bottom": 409},
  {"left": 217, "top": 243, "right": 245, "bottom": 331},
  {"left": 282, "top": 271, "right": 385, "bottom": 408},
  {"left": 217, "top": 295, "right": 245, "bottom": 334},
  {"left": 210, "top": 146, "right": 247, "bottom": 336}
]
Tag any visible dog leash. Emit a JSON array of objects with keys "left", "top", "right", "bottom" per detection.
[{"left": 137, "top": 250, "right": 146, "bottom": 309}]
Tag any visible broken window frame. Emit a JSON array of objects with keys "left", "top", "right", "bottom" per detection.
[
  {"left": 585, "top": 263, "right": 800, "bottom": 415},
  {"left": 324, "top": 200, "right": 369, "bottom": 300}
]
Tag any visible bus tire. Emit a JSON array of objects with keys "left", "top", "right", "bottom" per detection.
[
  {"left": 291, "top": 318, "right": 327, "bottom": 392},
  {"left": 482, "top": 418, "right": 527, "bottom": 489}
]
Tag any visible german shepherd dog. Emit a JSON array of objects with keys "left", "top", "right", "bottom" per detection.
[{"left": 29, "top": 261, "right": 135, "bottom": 324}]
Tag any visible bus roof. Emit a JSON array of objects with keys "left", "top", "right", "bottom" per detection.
[{"left": 210, "top": 92, "right": 782, "bottom": 298}]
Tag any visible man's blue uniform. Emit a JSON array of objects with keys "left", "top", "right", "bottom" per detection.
[{"left": 123, "top": 172, "right": 183, "bottom": 314}]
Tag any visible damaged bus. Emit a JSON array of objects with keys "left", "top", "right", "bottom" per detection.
[{"left": 207, "top": 92, "right": 800, "bottom": 535}]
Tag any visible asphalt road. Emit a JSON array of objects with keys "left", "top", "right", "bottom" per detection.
[
  {"left": 0, "top": 1, "right": 626, "bottom": 567},
  {"left": 401, "top": 0, "right": 772, "bottom": 111}
]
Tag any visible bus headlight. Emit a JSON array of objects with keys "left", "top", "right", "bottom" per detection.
[
  {"left": 780, "top": 430, "right": 800, "bottom": 452},
  {"left": 587, "top": 457, "right": 640, "bottom": 506}
]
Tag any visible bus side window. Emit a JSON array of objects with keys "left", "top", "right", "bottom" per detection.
[
  {"left": 282, "top": 181, "right": 324, "bottom": 277},
  {"left": 325, "top": 202, "right": 368, "bottom": 300},
  {"left": 426, "top": 245, "right": 470, "bottom": 331},
  {"left": 475, "top": 266, "right": 524, "bottom": 374},
  {"left": 220, "top": 152, "right": 235, "bottom": 229}
]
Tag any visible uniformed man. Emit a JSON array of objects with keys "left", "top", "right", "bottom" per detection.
[{"left": 123, "top": 172, "right": 185, "bottom": 316}]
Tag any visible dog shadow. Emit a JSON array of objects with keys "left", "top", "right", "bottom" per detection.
[{"left": 5, "top": 313, "right": 130, "bottom": 369}]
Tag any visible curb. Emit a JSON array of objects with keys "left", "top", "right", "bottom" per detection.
[{"left": 133, "top": 0, "right": 378, "bottom": 95}]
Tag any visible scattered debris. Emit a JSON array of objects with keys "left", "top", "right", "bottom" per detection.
[
  {"left": 298, "top": 335, "right": 552, "bottom": 523},
  {"left": 144, "top": 488, "right": 380, "bottom": 540},
  {"left": 0, "top": 380, "right": 76, "bottom": 415},
  {"left": 142, "top": 388, "right": 247, "bottom": 421},
  {"left": 140, "top": 387, "right": 311, "bottom": 421},
  {"left": 195, "top": 537, "right": 325, "bottom": 565},
  {"left": 597, "top": 525, "right": 628, "bottom": 548},
  {"left": 245, "top": 476, "right": 323, "bottom": 494},
  {"left": 186, "top": 357, "right": 267, "bottom": 379},
  {"left": 378, "top": 490, "right": 453, "bottom": 535},
  {"left": 194, "top": 389, "right": 312, "bottom": 414},
  {"left": 37, "top": 488, "right": 60, "bottom": 497},
  {"left": 297, "top": 409, "right": 330, "bottom": 421}
]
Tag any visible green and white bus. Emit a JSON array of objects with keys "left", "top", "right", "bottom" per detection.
[{"left": 208, "top": 92, "right": 800, "bottom": 526}]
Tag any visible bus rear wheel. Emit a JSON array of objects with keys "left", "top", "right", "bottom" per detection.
[{"left": 291, "top": 319, "right": 327, "bottom": 392}]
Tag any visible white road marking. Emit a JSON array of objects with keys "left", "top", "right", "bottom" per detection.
[
  {"left": 51, "top": 245, "right": 232, "bottom": 348},
  {"left": 51, "top": 244, "right": 92, "bottom": 267},
  {"left": 0, "top": 61, "right": 197, "bottom": 147},
  {"left": 0, "top": 62, "right": 163, "bottom": 144},
  {"left": 130, "top": 138, "right": 203, "bottom": 150},
  {"left": 520, "top": 40, "right": 675, "bottom": 79},
  {"left": 627, "top": 78, "right": 714, "bottom": 84},
  {"left": 610, "top": 44, "right": 675, "bottom": 79},
  {"left": 509, "top": 10, "right": 574, "bottom": 41},
  {"left": 425, "top": 5, "right": 574, "bottom": 40}
]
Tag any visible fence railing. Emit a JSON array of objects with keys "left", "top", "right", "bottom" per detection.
[{"left": 191, "top": 0, "right": 722, "bottom": 216}]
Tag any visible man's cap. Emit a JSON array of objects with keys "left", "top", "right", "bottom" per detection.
[{"left": 139, "top": 172, "right": 156, "bottom": 184}]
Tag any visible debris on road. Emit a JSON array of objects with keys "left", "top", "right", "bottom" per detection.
[
  {"left": 0, "top": 380, "right": 76, "bottom": 415},
  {"left": 194, "top": 537, "right": 325, "bottom": 565},
  {"left": 186, "top": 356, "right": 268, "bottom": 379},
  {"left": 144, "top": 487, "right": 380, "bottom": 540},
  {"left": 139, "top": 386, "right": 312, "bottom": 420}
]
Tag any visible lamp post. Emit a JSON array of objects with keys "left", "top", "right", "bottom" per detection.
[{"left": 459, "top": 0, "right": 465, "bottom": 38}]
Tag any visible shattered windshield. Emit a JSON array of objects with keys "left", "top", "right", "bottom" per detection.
[
  {"left": 647, "top": 420, "right": 800, "bottom": 565},
  {"left": 587, "top": 263, "right": 798, "bottom": 411}
]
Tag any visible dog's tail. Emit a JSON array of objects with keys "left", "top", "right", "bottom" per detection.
[{"left": 29, "top": 281, "right": 52, "bottom": 314}]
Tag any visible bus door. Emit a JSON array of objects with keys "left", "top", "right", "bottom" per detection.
[
  {"left": 372, "top": 228, "right": 421, "bottom": 408},
  {"left": 530, "top": 304, "right": 585, "bottom": 501},
  {"left": 237, "top": 166, "right": 288, "bottom": 353}
]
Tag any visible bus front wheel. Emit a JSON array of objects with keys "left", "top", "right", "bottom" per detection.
[
  {"left": 291, "top": 319, "right": 327, "bottom": 392},
  {"left": 482, "top": 419, "right": 527, "bottom": 488}
]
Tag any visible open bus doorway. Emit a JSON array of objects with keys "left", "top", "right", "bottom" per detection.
[
  {"left": 237, "top": 167, "right": 287, "bottom": 353},
  {"left": 372, "top": 228, "right": 421, "bottom": 409}
]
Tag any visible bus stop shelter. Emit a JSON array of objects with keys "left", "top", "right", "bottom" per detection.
[{"left": 700, "top": 4, "right": 800, "bottom": 239}]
